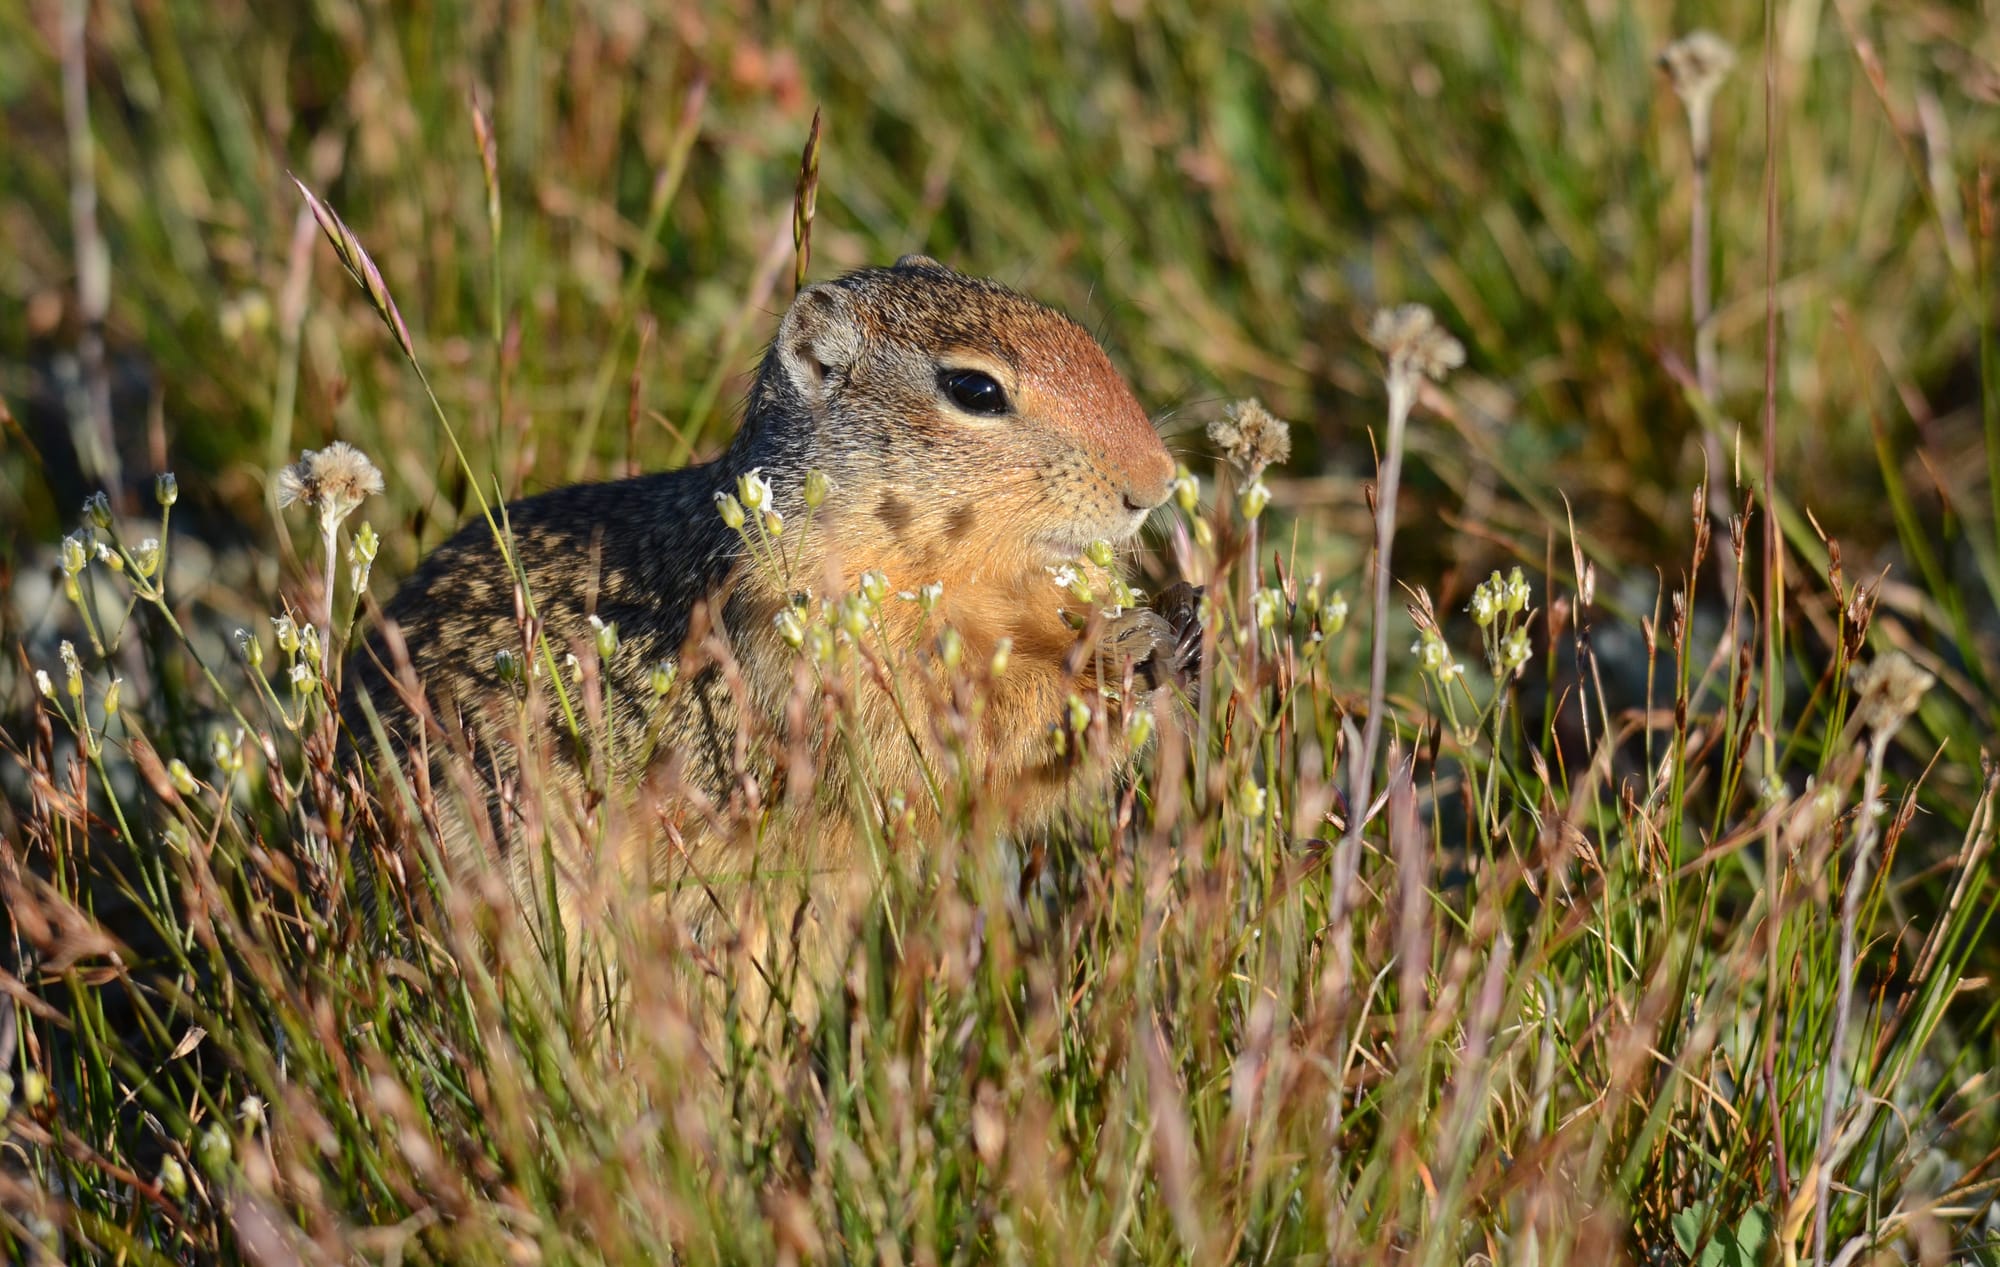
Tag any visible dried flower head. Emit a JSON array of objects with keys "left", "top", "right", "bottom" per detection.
[
  {"left": 1850, "top": 650, "right": 1934, "bottom": 737},
  {"left": 1368, "top": 305, "right": 1465, "bottom": 385},
  {"left": 1660, "top": 31, "right": 1736, "bottom": 157},
  {"left": 1659, "top": 31, "right": 1736, "bottom": 113},
  {"left": 1207, "top": 398, "right": 1293, "bottom": 477},
  {"left": 276, "top": 441, "right": 384, "bottom": 532}
]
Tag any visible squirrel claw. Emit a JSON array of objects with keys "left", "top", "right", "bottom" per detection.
[{"left": 1126, "top": 581, "right": 1204, "bottom": 691}]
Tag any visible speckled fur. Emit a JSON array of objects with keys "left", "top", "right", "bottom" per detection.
[{"left": 341, "top": 258, "right": 1178, "bottom": 1008}]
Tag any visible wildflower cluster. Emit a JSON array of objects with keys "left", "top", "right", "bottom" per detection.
[
  {"left": 717, "top": 465, "right": 829, "bottom": 589},
  {"left": 1469, "top": 566, "right": 1534, "bottom": 680}
]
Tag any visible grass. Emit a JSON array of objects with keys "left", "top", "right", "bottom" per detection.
[{"left": 3, "top": 1, "right": 1999, "bottom": 1262}]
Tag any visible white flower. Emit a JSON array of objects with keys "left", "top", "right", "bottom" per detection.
[
  {"left": 34, "top": 669, "right": 53, "bottom": 698},
  {"left": 1047, "top": 564, "right": 1080, "bottom": 591},
  {"left": 289, "top": 662, "right": 313, "bottom": 689}
]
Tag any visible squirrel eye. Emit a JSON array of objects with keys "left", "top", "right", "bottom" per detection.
[{"left": 939, "top": 368, "right": 1010, "bottom": 416}]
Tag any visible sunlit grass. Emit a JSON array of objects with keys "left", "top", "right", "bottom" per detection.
[{"left": 3, "top": 2, "right": 1998, "bottom": 1263}]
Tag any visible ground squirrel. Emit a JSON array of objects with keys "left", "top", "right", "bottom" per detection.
[{"left": 342, "top": 256, "right": 1196, "bottom": 1008}]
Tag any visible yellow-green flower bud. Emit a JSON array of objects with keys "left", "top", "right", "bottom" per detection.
[
  {"left": 102, "top": 677, "right": 121, "bottom": 718},
  {"left": 1235, "top": 775, "right": 1267, "bottom": 819},
  {"left": 494, "top": 648, "right": 522, "bottom": 685},
  {"left": 84, "top": 491, "right": 113, "bottom": 530},
  {"left": 1239, "top": 478, "right": 1271, "bottom": 521},
  {"left": 1253, "top": 588, "right": 1282, "bottom": 631},
  {"left": 802, "top": 469, "right": 831, "bottom": 509},
  {"left": 937, "top": 626, "right": 964, "bottom": 670},
  {"left": 1085, "top": 540, "right": 1115, "bottom": 568},
  {"left": 197, "top": 1123, "right": 232, "bottom": 1171},
  {"left": 159, "top": 1154, "right": 188, "bottom": 1201},
  {"left": 774, "top": 607, "right": 807, "bottom": 648},
  {"left": 155, "top": 472, "right": 179, "bottom": 508},
  {"left": 859, "top": 569, "right": 890, "bottom": 606},
  {"left": 1126, "top": 710, "right": 1155, "bottom": 750},
  {"left": 212, "top": 729, "right": 245, "bottom": 776},
  {"left": 1322, "top": 592, "right": 1348, "bottom": 635},
  {"left": 1470, "top": 588, "right": 1496, "bottom": 628},
  {"left": 737, "top": 467, "right": 772, "bottom": 514},
  {"left": 838, "top": 594, "right": 872, "bottom": 638},
  {"left": 168, "top": 758, "right": 197, "bottom": 795},
  {"left": 714, "top": 491, "right": 746, "bottom": 531},
  {"left": 1065, "top": 693, "right": 1093, "bottom": 734},
  {"left": 650, "top": 660, "right": 677, "bottom": 696},
  {"left": 60, "top": 532, "right": 89, "bottom": 577},
  {"left": 1172, "top": 465, "right": 1200, "bottom": 515},
  {"left": 990, "top": 636, "right": 1013, "bottom": 677},
  {"left": 60, "top": 641, "right": 82, "bottom": 699},
  {"left": 132, "top": 537, "right": 161, "bottom": 578},
  {"left": 272, "top": 614, "right": 300, "bottom": 655}
]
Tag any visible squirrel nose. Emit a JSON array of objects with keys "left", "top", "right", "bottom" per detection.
[
  {"left": 1121, "top": 475, "right": 1173, "bottom": 514},
  {"left": 1121, "top": 452, "right": 1176, "bottom": 513}
]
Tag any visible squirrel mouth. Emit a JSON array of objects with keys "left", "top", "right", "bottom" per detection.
[{"left": 1038, "top": 511, "right": 1150, "bottom": 564}]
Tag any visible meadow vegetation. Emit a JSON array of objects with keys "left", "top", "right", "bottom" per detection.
[{"left": 2, "top": 1, "right": 1998, "bottom": 1262}]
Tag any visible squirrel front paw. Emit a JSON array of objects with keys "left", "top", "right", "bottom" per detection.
[{"left": 1093, "top": 582, "right": 1203, "bottom": 693}]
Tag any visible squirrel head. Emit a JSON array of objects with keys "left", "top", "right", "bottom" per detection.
[{"left": 734, "top": 257, "right": 1174, "bottom": 587}]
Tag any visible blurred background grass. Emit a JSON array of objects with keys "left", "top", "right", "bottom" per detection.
[
  {"left": 5, "top": 4, "right": 2000, "bottom": 1260},
  {"left": 3, "top": 0, "right": 1994, "bottom": 613}
]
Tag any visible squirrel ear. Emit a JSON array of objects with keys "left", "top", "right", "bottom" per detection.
[
  {"left": 776, "top": 283, "right": 862, "bottom": 404},
  {"left": 894, "top": 253, "right": 946, "bottom": 272}
]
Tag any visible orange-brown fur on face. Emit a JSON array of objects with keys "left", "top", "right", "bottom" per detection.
[{"left": 342, "top": 257, "right": 1180, "bottom": 1029}]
